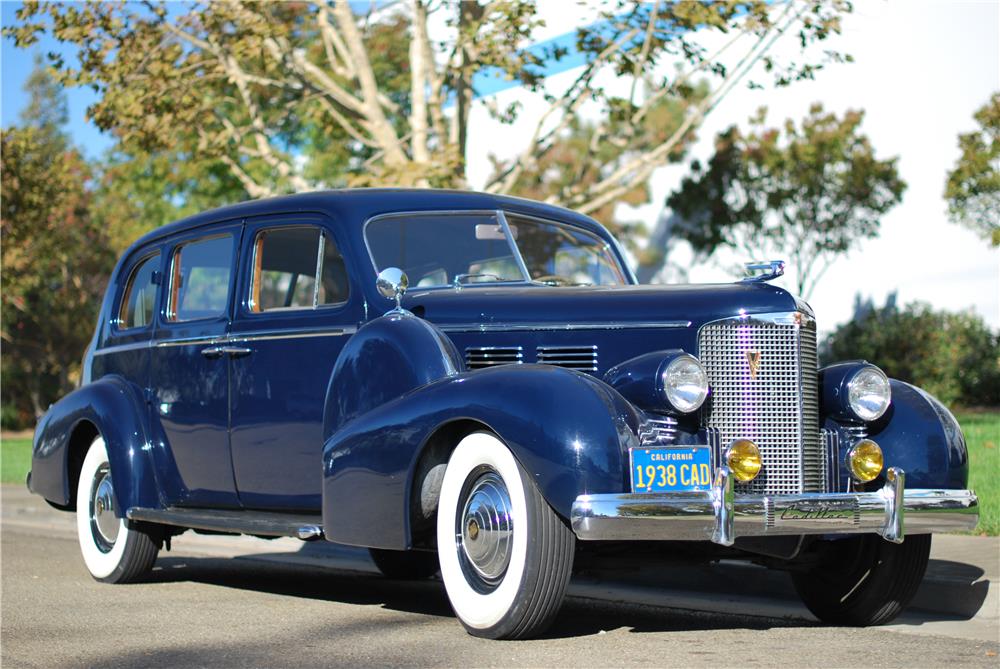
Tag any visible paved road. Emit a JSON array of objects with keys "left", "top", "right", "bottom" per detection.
[{"left": 3, "top": 489, "right": 998, "bottom": 668}]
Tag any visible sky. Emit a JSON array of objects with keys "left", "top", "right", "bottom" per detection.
[
  {"left": 465, "top": 0, "right": 1000, "bottom": 337},
  {"left": 2, "top": 0, "right": 998, "bottom": 338}
]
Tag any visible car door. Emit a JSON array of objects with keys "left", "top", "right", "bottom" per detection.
[
  {"left": 228, "top": 214, "right": 361, "bottom": 511},
  {"left": 150, "top": 223, "right": 243, "bottom": 508}
]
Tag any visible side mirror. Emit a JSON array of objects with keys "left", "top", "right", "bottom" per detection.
[{"left": 376, "top": 267, "right": 408, "bottom": 311}]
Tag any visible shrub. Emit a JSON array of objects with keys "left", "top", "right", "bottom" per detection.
[{"left": 822, "top": 293, "right": 1000, "bottom": 407}]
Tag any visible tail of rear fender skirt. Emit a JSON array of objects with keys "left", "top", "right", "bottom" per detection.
[
  {"left": 28, "top": 376, "right": 160, "bottom": 512},
  {"left": 321, "top": 364, "right": 643, "bottom": 550}
]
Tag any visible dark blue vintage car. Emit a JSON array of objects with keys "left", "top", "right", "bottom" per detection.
[{"left": 29, "top": 189, "right": 978, "bottom": 638}]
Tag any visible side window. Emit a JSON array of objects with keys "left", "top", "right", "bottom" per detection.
[
  {"left": 118, "top": 253, "right": 160, "bottom": 329},
  {"left": 249, "top": 226, "right": 348, "bottom": 312},
  {"left": 167, "top": 235, "right": 234, "bottom": 322}
]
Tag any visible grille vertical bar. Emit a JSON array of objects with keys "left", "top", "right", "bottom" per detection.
[{"left": 698, "top": 315, "right": 823, "bottom": 495}]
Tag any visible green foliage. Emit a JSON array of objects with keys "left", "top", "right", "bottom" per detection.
[
  {"left": 1, "top": 61, "right": 114, "bottom": 428},
  {"left": 666, "top": 104, "right": 906, "bottom": 297},
  {"left": 944, "top": 92, "right": 1000, "bottom": 246},
  {"left": 1, "top": 437, "right": 33, "bottom": 484},
  {"left": 5, "top": 1, "right": 854, "bottom": 219},
  {"left": 823, "top": 294, "right": 1000, "bottom": 408},
  {"left": 958, "top": 411, "right": 999, "bottom": 535}
]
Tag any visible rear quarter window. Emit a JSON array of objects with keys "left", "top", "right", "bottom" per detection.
[{"left": 117, "top": 253, "right": 160, "bottom": 330}]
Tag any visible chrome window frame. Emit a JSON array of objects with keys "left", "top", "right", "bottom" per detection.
[
  {"left": 111, "top": 249, "right": 162, "bottom": 333},
  {"left": 244, "top": 224, "right": 350, "bottom": 315},
  {"left": 362, "top": 209, "right": 635, "bottom": 291}
]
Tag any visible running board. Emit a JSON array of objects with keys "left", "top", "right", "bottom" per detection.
[{"left": 127, "top": 506, "right": 324, "bottom": 540}]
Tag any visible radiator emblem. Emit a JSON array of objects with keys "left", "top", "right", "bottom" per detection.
[{"left": 746, "top": 350, "right": 762, "bottom": 379}]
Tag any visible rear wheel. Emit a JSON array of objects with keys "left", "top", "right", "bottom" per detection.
[
  {"left": 792, "top": 534, "right": 931, "bottom": 626},
  {"left": 436, "top": 432, "right": 575, "bottom": 639},
  {"left": 75, "top": 436, "right": 160, "bottom": 583},
  {"left": 369, "top": 548, "right": 439, "bottom": 579}
]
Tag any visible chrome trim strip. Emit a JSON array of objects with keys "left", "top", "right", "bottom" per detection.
[
  {"left": 227, "top": 327, "right": 357, "bottom": 343},
  {"left": 155, "top": 336, "right": 224, "bottom": 348},
  {"left": 94, "top": 326, "right": 357, "bottom": 355},
  {"left": 438, "top": 321, "right": 690, "bottom": 333},
  {"left": 91, "top": 341, "right": 154, "bottom": 356},
  {"left": 571, "top": 469, "right": 978, "bottom": 544}
]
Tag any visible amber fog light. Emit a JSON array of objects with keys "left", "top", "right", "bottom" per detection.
[
  {"left": 726, "top": 439, "right": 762, "bottom": 482},
  {"left": 847, "top": 439, "right": 884, "bottom": 482}
]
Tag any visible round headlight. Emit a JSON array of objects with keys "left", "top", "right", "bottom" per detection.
[
  {"left": 661, "top": 355, "right": 709, "bottom": 413},
  {"left": 847, "top": 366, "right": 891, "bottom": 421}
]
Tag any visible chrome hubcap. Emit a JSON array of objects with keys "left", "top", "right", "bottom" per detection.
[
  {"left": 457, "top": 470, "right": 512, "bottom": 590},
  {"left": 90, "top": 464, "right": 119, "bottom": 552}
]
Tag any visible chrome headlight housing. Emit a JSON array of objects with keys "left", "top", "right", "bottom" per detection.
[
  {"left": 846, "top": 365, "right": 892, "bottom": 421},
  {"left": 660, "top": 354, "right": 709, "bottom": 414}
]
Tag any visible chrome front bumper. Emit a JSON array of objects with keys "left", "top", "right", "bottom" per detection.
[{"left": 570, "top": 467, "right": 979, "bottom": 546}]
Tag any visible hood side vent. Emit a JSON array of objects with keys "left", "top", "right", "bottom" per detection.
[
  {"left": 536, "top": 345, "right": 598, "bottom": 372},
  {"left": 465, "top": 346, "right": 523, "bottom": 369}
]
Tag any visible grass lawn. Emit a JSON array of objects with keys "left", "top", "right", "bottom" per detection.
[
  {"left": 957, "top": 411, "right": 999, "bottom": 536},
  {"left": 1, "top": 412, "right": 996, "bottom": 534},
  {"left": 1, "top": 437, "right": 32, "bottom": 485}
]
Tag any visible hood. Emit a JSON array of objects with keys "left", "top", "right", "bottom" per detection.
[{"left": 402, "top": 282, "right": 808, "bottom": 331}]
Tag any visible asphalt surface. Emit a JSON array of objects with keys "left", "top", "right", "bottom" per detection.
[{"left": 3, "top": 487, "right": 998, "bottom": 668}]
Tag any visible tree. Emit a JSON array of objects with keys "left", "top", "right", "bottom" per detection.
[
  {"left": 6, "top": 1, "right": 853, "bottom": 222},
  {"left": 666, "top": 104, "right": 906, "bottom": 298},
  {"left": 823, "top": 294, "right": 1000, "bottom": 408},
  {"left": 1, "top": 59, "right": 114, "bottom": 426},
  {"left": 944, "top": 92, "right": 1000, "bottom": 246}
]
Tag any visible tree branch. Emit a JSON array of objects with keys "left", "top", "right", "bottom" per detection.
[{"left": 331, "top": 0, "right": 407, "bottom": 165}]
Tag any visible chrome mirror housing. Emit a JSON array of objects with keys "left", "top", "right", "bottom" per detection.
[{"left": 376, "top": 267, "right": 408, "bottom": 311}]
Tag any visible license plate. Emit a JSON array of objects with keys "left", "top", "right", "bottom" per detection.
[{"left": 630, "top": 446, "right": 713, "bottom": 493}]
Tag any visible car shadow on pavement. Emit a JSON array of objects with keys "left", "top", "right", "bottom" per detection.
[
  {"left": 143, "top": 553, "right": 817, "bottom": 640},
  {"left": 146, "top": 554, "right": 456, "bottom": 618}
]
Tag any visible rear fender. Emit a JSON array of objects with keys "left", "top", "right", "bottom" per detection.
[
  {"left": 321, "top": 365, "right": 641, "bottom": 549},
  {"left": 29, "top": 375, "right": 160, "bottom": 514}
]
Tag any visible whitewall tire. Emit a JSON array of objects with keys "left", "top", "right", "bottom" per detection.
[
  {"left": 75, "top": 436, "right": 160, "bottom": 583},
  {"left": 436, "top": 432, "right": 574, "bottom": 639}
]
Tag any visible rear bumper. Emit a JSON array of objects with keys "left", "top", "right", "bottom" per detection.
[{"left": 570, "top": 466, "right": 978, "bottom": 546}]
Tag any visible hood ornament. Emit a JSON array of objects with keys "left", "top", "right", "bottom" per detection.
[
  {"left": 746, "top": 350, "right": 762, "bottom": 380},
  {"left": 742, "top": 260, "right": 785, "bottom": 284}
]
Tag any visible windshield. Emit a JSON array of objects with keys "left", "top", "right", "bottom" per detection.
[{"left": 365, "top": 211, "right": 628, "bottom": 288}]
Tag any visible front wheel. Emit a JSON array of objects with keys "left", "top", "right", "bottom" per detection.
[
  {"left": 792, "top": 533, "right": 931, "bottom": 626},
  {"left": 436, "top": 432, "right": 575, "bottom": 639},
  {"left": 75, "top": 436, "right": 160, "bottom": 583}
]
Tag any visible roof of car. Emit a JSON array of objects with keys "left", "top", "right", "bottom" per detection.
[{"left": 126, "top": 188, "right": 607, "bottom": 253}]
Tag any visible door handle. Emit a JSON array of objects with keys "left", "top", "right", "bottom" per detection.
[
  {"left": 218, "top": 346, "right": 252, "bottom": 358},
  {"left": 200, "top": 346, "right": 224, "bottom": 358}
]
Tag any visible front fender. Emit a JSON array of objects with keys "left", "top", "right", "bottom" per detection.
[
  {"left": 29, "top": 375, "right": 159, "bottom": 514},
  {"left": 826, "top": 379, "right": 970, "bottom": 489},
  {"left": 321, "top": 365, "right": 641, "bottom": 549}
]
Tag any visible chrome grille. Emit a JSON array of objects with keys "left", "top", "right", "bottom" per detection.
[
  {"left": 699, "top": 314, "right": 823, "bottom": 495},
  {"left": 465, "top": 346, "right": 523, "bottom": 369},
  {"left": 536, "top": 345, "right": 598, "bottom": 372}
]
